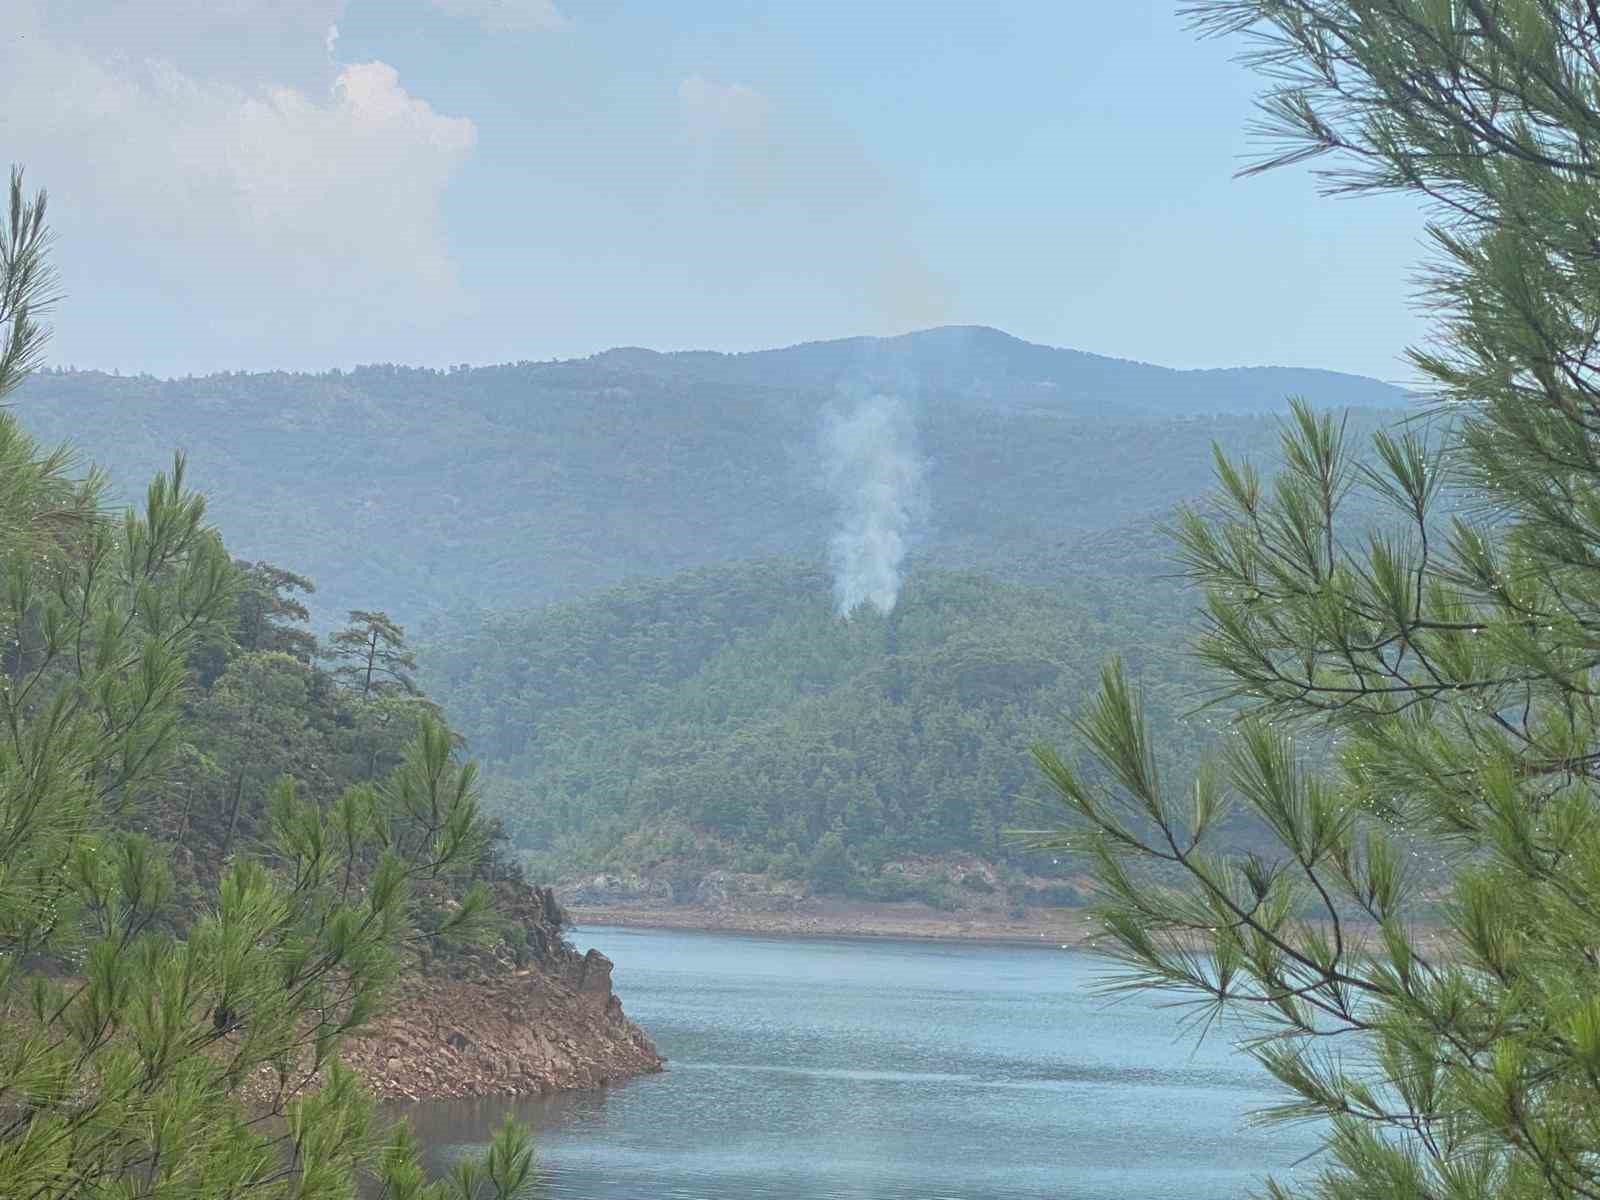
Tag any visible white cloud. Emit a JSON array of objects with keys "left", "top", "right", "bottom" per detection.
[
  {"left": 29, "top": 0, "right": 349, "bottom": 90},
  {"left": 426, "top": 0, "right": 571, "bottom": 33},
  {"left": 3, "top": 1, "right": 477, "bottom": 365}
]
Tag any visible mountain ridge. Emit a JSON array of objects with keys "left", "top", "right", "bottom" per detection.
[
  {"left": 43, "top": 323, "right": 1409, "bottom": 408},
  {"left": 12, "top": 326, "right": 1410, "bottom": 625},
  {"left": 548, "top": 325, "right": 1396, "bottom": 418}
]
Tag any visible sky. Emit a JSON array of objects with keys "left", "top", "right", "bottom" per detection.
[{"left": 3, "top": 1, "right": 1430, "bottom": 381}]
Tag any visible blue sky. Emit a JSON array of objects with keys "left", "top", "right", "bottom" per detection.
[{"left": 5, "top": 0, "right": 1428, "bottom": 380}]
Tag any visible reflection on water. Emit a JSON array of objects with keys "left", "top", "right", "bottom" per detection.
[{"left": 399, "top": 926, "right": 1321, "bottom": 1199}]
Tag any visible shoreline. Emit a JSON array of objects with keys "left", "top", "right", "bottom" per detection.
[
  {"left": 564, "top": 901, "right": 1451, "bottom": 957},
  {"left": 337, "top": 950, "right": 662, "bottom": 1103},
  {"left": 564, "top": 901, "right": 1104, "bottom": 947}
]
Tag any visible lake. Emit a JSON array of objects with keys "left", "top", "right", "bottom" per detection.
[{"left": 402, "top": 924, "right": 1322, "bottom": 1198}]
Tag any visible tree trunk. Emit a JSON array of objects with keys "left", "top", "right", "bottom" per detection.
[{"left": 221, "top": 770, "right": 246, "bottom": 858}]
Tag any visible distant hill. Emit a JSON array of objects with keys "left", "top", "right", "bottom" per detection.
[
  {"left": 13, "top": 326, "right": 1410, "bottom": 624},
  {"left": 419, "top": 558, "right": 1226, "bottom": 892}
]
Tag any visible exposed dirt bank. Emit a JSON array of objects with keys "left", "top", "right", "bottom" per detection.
[
  {"left": 341, "top": 947, "right": 663, "bottom": 1101},
  {"left": 558, "top": 859, "right": 1101, "bottom": 947},
  {"left": 566, "top": 898, "right": 1450, "bottom": 958},
  {"left": 566, "top": 899, "right": 1102, "bottom": 946}
]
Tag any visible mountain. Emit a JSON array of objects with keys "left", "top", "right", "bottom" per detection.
[
  {"left": 12, "top": 327, "right": 1409, "bottom": 625},
  {"left": 634, "top": 325, "right": 1410, "bottom": 417}
]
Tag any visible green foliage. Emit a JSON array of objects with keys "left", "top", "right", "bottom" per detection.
[
  {"left": 328, "top": 609, "right": 420, "bottom": 697},
  {"left": 0, "top": 168, "right": 534, "bottom": 1199},
  {"left": 1023, "top": 883, "right": 1081, "bottom": 908},
  {"left": 1032, "top": 6, "right": 1600, "bottom": 1197},
  {"left": 0, "top": 430, "right": 533, "bottom": 1198},
  {"left": 807, "top": 830, "right": 853, "bottom": 892},
  {"left": 235, "top": 560, "right": 317, "bottom": 660},
  {"left": 422, "top": 558, "right": 1237, "bottom": 891},
  {"left": 0, "top": 165, "right": 56, "bottom": 394},
  {"left": 445, "top": 1114, "right": 536, "bottom": 1200}
]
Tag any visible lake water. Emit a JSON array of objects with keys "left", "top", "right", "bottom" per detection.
[{"left": 403, "top": 924, "right": 1323, "bottom": 1198}]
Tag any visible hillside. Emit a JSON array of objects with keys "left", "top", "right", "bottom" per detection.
[
  {"left": 421, "top": 559, "right": 1238, "bottom": 910},
  {"left": 13, "top": 326, "right": 1409, "bottom": 624},
  {"left": 0, "top": 398, "right": 663, "bottom": 1114}
]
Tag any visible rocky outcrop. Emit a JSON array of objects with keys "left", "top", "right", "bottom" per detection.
[
  {"left": 323, "top": 876, "right": 664, "bottom": 1101},
  {"left": 566, "top": 869, "right": 809, "bottom": 910},
  {"left": 566, "top": 873, "right": 674, "bottom": 907},
  {"left": 341, "top": 947, "right": 662, "bottom": 1101}
]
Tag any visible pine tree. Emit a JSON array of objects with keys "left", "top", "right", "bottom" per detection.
[
  {"left": 1031, "top": 5, "right": 1600, "bottom": 1198},
  {"left": 0, "top": 165, "right": 56, "bottom": 394},
  {"left": 235, "top": 560, "right": 318, "bottom": 660},
  {"left": 0, "top": 167, "right": 533, "bottom": 1199},
  {"left": 329, "top": 609, "right": 420, "bottom": 697}
]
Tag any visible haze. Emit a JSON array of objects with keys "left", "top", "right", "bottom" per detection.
[
  {"left": 6, "top": 0, "right": 1425, "bottom": 380},
  {"left": 15, "top": 1, "right": 1570, "bottom": 1196}
]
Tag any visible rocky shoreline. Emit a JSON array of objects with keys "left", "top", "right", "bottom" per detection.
[
  {"left": 329, "top": 896, "right": 1447, "bottom": 1101},
  {"left": 341, "top": 947, "right": 663, "bottom": 1102},
  {"left": 558, "top": 860, "right": 1105, "bottom": 948},
  {"left": 565, "top": 899, "right": 1449, "bottom": 957},
  {"left": 566, "top": 898, "right": 1103, "bottom": 946},
  {"left": 328, "top": 894, "right": 1092, "bottom": 1106},
  {"left": 337, "top": 896, "right": 1093, "bottom": 1102}
]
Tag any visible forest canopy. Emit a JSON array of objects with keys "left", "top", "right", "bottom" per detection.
[{"left": 421, "top": 558, "right": 1242, "bottom": 898}]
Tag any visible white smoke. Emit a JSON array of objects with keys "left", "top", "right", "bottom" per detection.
[{"left": 822, "top": 394, "right": 926, "bottom": 616}]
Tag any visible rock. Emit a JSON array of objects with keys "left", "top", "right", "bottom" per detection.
[
  {"left": 572, "top": 948, "right": 614, "bottom": 998},
  {"left": 329, "top": 948, "right": 662, "bottom": 1102}
]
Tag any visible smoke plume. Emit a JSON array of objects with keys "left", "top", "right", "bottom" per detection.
[{"left": 822, "top": 394, "right": 926, "bottom": 616}]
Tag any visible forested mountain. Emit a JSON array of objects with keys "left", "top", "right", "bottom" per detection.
[
  {"left": 13, "top": 326, "right": 1409, "bottom": 624},
  {"left": 9, "top": 328, "right": 1414, "bottom": 907},
  {"left": 420, "top": 558, "right": 1242, "bottom": 902},
  {"left": 586, "top": 325, "right": 1409, "bottom": 416}
]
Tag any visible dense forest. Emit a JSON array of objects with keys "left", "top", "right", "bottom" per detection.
[
  {"left": 403, "top": 399, "right": 1426, "bottom": 904},
  {"left": 129, "top": 556, "right": 563, "bottom": 969},
  {"left": 11, "top": 328, "right": 1407, "bottom": 625},
  {"left": 420, "top": 557, "right": 1247, "bottom": 905}
]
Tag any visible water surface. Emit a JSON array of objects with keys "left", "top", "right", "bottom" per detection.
[{"left": 404, "top": 925, "right": 1321, "bottom": 1198}]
